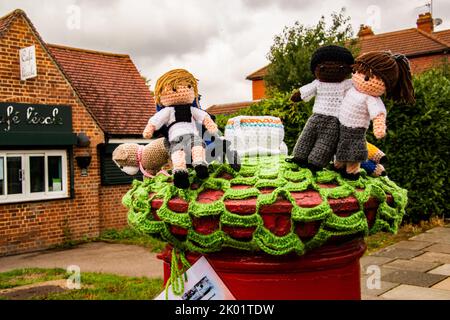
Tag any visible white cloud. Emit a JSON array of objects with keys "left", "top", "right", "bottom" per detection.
[{"left": 1, "top": 0, "right": 449, "bottom": 108}]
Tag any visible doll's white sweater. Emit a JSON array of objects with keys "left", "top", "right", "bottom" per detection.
[
  {"left": 148, "top": 107, "right": 208, "bottom": 142},
  {"left": 339, "top": 87, "right": 387, "bottom": 129},
  {"left": 299, "top": 79, "right": 353, "bottom": 118}
]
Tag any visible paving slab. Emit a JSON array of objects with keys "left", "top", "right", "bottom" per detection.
[
  {"left": 387, "top": 240, "right": 433, "bottom": 251},
  {"left": 360, "top": 278, "right": 399, "bottom": 297},
  {"left": 428, "top": 264, "right": 450, "bottom": 276},
  {"left": 425, "top": 226, "right": 450, "bottom": 234},
  {"left": 381, "top": 269, "right": 446, "bottom": 287},
  {"left": 413, "top": 252, "right": 450, "bottom": 264},
  {"left": 432, "top": 277, "right": 450, "bottom": 291},
  {"left": 360, "top": 256, "right": 394, "bottom": 272},
  {"left": 425, "top": 243, "right": 450, "bottom": 254},
  {"left": 0, "top": 280, "right": 68, "bottom": 300},
  {"left": 410, "top": 233, "right": 450, "bottom": 244},
  {"left": 381, "top": 284, "right": 450, "bottom": 300},
  {"left": 372, "top": 247, "right": 423, "bottom": 260},
  {"left": 384, "top": 259, "right": 440, "bottom": 272},
  {"left": 0, "top": 242, "right": 163, "bottom": 279}
]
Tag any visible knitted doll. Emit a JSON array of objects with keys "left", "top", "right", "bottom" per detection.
[
  {"left": 288, "top": 45, "right": 355, "bottom": 171},
  {"left": 361, "top": 142, "right": 386, "bottom": 177},
  {"left": 334, "top": 51, "right": 415, "bottom": 179},
  {"left": 142, "top": 69, "right": 219, "bottom": 189},
  {"left": 112, "top": 138, "right": 170, "bottom": 177}
]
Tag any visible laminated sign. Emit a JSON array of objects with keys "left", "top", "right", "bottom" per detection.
[
  {"left": 20, "top": 45, "right": 37, "bottom": 81},
  {"left": 155, "top": 257, "right": 235, "bottom": 300}
]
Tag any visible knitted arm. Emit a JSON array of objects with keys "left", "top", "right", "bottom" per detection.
[
  {"left": 373, "top": 113, "right": 386, "bottom": 139},
  {"left": 203, "top": 116, "right": 218, "bottom": 135},
  {"left": 143, "top": 108, "right": 170, "bottom": 139},
  {"left": 299, "top": 79, "right": 319, "bottom": 102},
  {"left": 367, "top": 96, "right": 387, "bottom": 139},
  {"left": 191, "top": 108, "right": 218, "bottom": 135}
]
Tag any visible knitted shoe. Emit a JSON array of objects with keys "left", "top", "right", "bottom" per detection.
[
  {"left": 379, "top": 155, "right": 387, "bottom": 165},
  {"left": 307, "top": 163, "right": 322, "bottom": 173},
  {"left": 194, "top": 164, "right": 210, "bottom": 179},
  {"left": 173, "top": 170, "right": 190, "bottom": 189},
  {"left": 285, "top": 157, "right": 309, "bottom": 168},
  {"left": 342, "top": 171, "right": 360, "bottom": 181}
]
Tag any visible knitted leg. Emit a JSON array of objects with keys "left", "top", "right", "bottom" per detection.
[
  {"left": 171, "top": 150, "right": 189, "bottom": 189},
  {"left": 334, "top": 160, "right": 345, "bottom": 169},
  {"left": 291, "top": 117, "right": 317, "bottom": 165},
  {"left": 307, "top": 115, "right": 339, "bottom": 169},
  {"left": 346, "top": 162, "right": 361, "bottom": 174},
  {"left": 192, "top": 145, "right": 209, "bottom": 179}
]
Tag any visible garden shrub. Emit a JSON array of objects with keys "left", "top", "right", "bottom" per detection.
[{"left": 215, "top": 68, "right": 450, "bottom": 222}]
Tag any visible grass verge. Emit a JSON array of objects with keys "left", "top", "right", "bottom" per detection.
[
  {"left": 0, "top": 268, "right": 163, "bottom": 300},
  {"left": 365, "top": 216, "right": 446, "bottom": 254}
]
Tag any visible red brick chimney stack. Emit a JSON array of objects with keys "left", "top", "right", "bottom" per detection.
[
  {"left": 357, "top": 24, "right": 374, "bottom": 38},
  {"left": 416, "top": 12, "right": 434, "bottom": 33}
]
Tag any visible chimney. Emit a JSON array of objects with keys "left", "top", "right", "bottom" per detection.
[
  {"left": 416, "top": 12, "right": 433, "bottom": 33},
  {"left": 357, "top": 24, "right": 374, "bottom": 38}
]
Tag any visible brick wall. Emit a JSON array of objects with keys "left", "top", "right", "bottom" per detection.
[
  {"left": 409, "top": 54, "right": 449, "bottom": 74},
  {"left": 99, "top": 184, "right": 130, "bottom": 230},
  {"left": 0, "top": 15, "right": 107, "bottom": 256},
  {"left": 252, "top": 79, "right": 266, "bottom": 100}
]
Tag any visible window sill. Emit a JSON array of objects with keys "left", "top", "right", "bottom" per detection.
[{"left": 0, "top": 194, "right": 70, "bottom": 205}]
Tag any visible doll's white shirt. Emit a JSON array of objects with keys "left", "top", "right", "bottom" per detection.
[
  {"left": 299, "top": 79, "right": 353, "bottom": 118},
  {"left": 149, "top": 107, "right": 208, "bottom": 142},
  {"left": 339, "top": 86, "right": 387, "bottom": 129}
]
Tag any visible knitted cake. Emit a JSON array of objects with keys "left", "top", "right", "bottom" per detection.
[
  {"left": 123, "top": 155, "right": 407, "bottom": 256},
  {"left": 225, "top": 116, "right": 288, "bottom": 157}
]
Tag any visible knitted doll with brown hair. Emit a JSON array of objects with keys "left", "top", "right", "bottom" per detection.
[
  {"left": 288, "top": 45, "right": 355, "bottom": 171},
  {"left": 334, "top": 51, "right": 415, "bottom": 179},
  {"left": 142, "top": 69, "right": 218, "bottom": 189}
]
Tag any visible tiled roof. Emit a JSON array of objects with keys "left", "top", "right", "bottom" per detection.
[
  {"left": 246, "top": 66, "right": 269, "bottom": 80},
  {"left": 246, "top": 27, "right": 450, "bottom": 80},
  {"left": 207, "top": 100, "right": 260, "bottom": 115},
  {"left": 0, "top": 9, "right": 20, "bottom": 36},
  {"left": 358, "top": 28, "right": 449, "bottom": 57},
  {"left": 434, "top": 29, "right": 450, "bottom": 45},
  {"left": 0, "top": 9, "right": 155, "bottom": 136},
  {"left": 48, "top": 44, "right": 155, "bottom": 136}
]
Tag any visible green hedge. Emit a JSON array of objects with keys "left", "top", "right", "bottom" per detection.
[{"left": 215, "top": 69, "right": 450, "bottom": 222}]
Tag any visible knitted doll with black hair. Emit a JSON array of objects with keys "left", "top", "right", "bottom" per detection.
[
  {"left": 288, "top": 45, "right": 355, "bottom": 171},
  {"left": 143, "top": 69, "right": 219, "bottom": 189},
  {"left": 334, "top": 51, "right": 415, "bottom": 179}
]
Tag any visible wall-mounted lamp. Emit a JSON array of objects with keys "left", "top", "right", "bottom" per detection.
[
  {"left": 77, "top": 132, "right": 91, "bottom": 147},
  {"left": 76, "top": 154, "right": 92, "bottom": 177}
]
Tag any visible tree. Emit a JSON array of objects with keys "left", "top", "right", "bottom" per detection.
[{"left": 265, "top": 8, "right": 357, "bottom": 94}]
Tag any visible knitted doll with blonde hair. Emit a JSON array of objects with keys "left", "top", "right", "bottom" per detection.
[
  {"left": 143, "top": 69, "right": 218, "bottom": 189},
  {"left": 334, "top": 51, "right": 415, "bottom": 179}
]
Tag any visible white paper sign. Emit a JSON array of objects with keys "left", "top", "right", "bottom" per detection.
[
  {"left": 155, "top": 256, "right": 235, "bottom": 300},
  {"left": 20, "top": 45, "right": 37, "bottom": 80}
]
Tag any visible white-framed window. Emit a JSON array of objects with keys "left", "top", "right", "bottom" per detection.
[{"left": 0, "top": 150, "right": 68, "bottom": 204}]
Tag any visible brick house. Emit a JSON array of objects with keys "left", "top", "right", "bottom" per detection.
[
  {"left": 0, "top": 9, "right": 155, "bottom": 256},
  {"left": 245, "top": 12, "right": 450, "bottom": 101}
]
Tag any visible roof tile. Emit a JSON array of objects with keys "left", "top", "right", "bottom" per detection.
[{"left": 47, "top": 44, "right": 155, "bottom": 136}]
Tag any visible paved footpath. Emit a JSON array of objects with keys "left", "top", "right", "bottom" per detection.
[
  {"left": 1, "top": 225, "right": 450, "bottom": 300},
  {"left": 361, "top": 225, "right": 450, "bottom": 300},
  {"left": 0, "top": 242, "right": 163, "bottom": 279}
]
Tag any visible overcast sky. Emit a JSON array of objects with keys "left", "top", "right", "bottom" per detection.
[{"left": 1, "top": 0, "right": 449, "bottom": 108}]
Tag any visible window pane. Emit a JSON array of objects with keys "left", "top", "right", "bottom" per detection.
[
  {"left": 7, "top": 157, "right": 22, "bottom": 195},
  {"left": 30, "top": 156, "right": 45, "bottom": 193},
  {"left": 0, "top": 157, "right": 4, "bottom": 196},
  {"left": 48, "top": 156, "right": 62, "bottom": 192}
]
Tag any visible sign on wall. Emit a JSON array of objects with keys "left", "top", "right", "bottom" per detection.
[
  {"left": 0, "top": 103, "right": 76, "bottom": 146},
  {"left": 20, "top": 45, "right": 37, "bottom": 81}
]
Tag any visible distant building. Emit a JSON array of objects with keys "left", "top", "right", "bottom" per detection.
[
  {"left": 0, "top": 9, "right": 155, "bottom": 256},
  {"left": 245, "top": 12, "right": 450, "bottom": 101}
]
